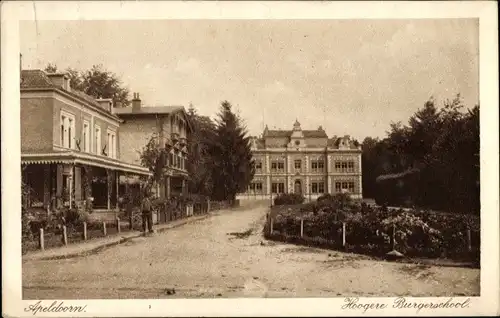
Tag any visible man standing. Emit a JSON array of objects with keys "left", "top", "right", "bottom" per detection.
[{"left": 141, "top": 191, "right": 154, "bottom": 234}]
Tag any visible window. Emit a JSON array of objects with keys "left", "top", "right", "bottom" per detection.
[
  {"left": 335, "top": 160, "right": 355, "bottom": 173},
  {"left": 95, "top": 125, "right": 101, "bottom": 155},
  {"left": 311, "top": 160, "right": 325, "bottom": 173},
  {"left": 107, "top": 129, "right": 117, "bottom": 158},
  {"left": 311, "top": 183, "right": 318, "bottom": 194},
  {"left": 112, "top": 134, "right": 116, "bottom": 158},
  {"left": 348, "top": 161, "right": 355, "bottom": 172},
  {"left": 335, "top": 182, "right": 342, "bottom": 193},
  {"left": 318, "top": 161, "right": 324, "bottom": 170},
  {"left": 68, "top": 118, "right": 73, "bottom": 149},
  {"left": 334, "top": 181, "right": 355, "bottom": 193},
  {"left": 255, "top": 161, "right": 262, "bottom": 171},
  {"left": 60, "top": 117, "right": 65, "bottom": 147},
  {"left": 271, "top": 182, "right": 285, "bottom": 194},
  {"left": 311, "top": 182, "right": 325, "bottom": 194},
  {"left": 60, "top": 112, "right": 75, "bottom": 149},
  {"left": 271, "top": 161, "right": 285, "bottom": 172},
  {"left": 294, "top": 160, "right": 301, "bottom": 170},
  {"left": 318, "top": 182, "right": 325, "bottom": 193},
  {"left": 107, "top": 131, "right": 111, "bottom": 155},
  {"left": 249, "top": 182, "right": 263, "bottom": 193},
  {"left": 82, "top": 121, "right": 90, "bottom": 152},
  {"left": 348, "top": 182, "right": 355, "bottom": 193}
]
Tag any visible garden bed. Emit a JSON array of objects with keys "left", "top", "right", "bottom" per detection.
[{"left": 267, "top": 194, "right": 480, "bottom": 266}]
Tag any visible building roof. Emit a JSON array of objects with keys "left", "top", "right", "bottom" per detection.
[
  {"left": 264, "top": 129, "right": 328, "bottom": 138},
  {"left": 21, "top": 69, "right": 122, "bottom": 122},
  {"left": 113, "top": 105, "right": 185, "bottom": 115},
  {"left": 114, "top": 105, "right": 193, "bottom": 132},
  {"left": 20, "top": 69, "right": 54, "bottom": 88}
]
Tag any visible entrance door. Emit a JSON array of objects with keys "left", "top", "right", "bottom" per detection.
[{"left": 294, "top": 180, "right": 302, "bottom": 194}]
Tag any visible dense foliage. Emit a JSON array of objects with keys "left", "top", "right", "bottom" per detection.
[
  {"left": 269, "top": 197, "right": 480, "bottom": 262},
  {"left": 138, "top": 132, "right": 172, "bottom": 189},
  {"left": 186, "top": 105, "right": 217, "bottom": 197},
  {"left": 45, "top": 63, "right": 130, "bottom": 107},
  {"left": 273, "top": 193, "right": 305, "bottom": 206},
  {"left": 362, "top": 95, "right": 479, "bottom": 214},
  {"left": 210, "top": 101, "right": 255, "bottom": 202}
]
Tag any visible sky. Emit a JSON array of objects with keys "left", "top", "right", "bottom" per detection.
[{"left": 20, "top": 19, "right": 479, "bottom": 140}]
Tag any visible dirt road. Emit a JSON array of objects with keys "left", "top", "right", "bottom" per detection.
[{"left": 23, "top": 201, "right": 479, "bottom": 299}]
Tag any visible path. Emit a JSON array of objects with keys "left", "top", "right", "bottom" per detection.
[{"left": 23, "top": 201, "right": 479, "bottom": 298}]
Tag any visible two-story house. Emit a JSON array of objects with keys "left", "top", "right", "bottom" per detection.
[
  {"left": 20, "top": 69, "right": 151, "bottom": 213},
  {"left": 113, "top": 93, "right": 192, "bottom": 199},
  {"left": 238, "top": 120, "right": 363, "bottom": 201}
]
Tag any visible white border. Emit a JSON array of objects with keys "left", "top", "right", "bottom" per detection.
[{"left": 2, "top": 1, "right": 499, "bottom": 317}]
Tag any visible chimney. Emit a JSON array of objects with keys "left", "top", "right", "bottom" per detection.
[
  {"left": 47, "top": 73, "right": 71, "bottom": 92},
  {"left": 132, "top": 92, "right": 141, "bottom": 112},
  {"left": 96, "top": 98, "right": 113, "bottom": 112}
]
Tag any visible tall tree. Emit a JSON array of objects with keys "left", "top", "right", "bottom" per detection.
[
  {"left": 210, "top": 101, "right": 255, "bottom": 202},
  {"left": 186, "top": 104, "right": 217, "bottom": 197},
  {"left": 44, "top": 63, "right": 130, "bottom": 106},
  {"left": 365, "top": 94, "right": 480, "bottom": 214}
]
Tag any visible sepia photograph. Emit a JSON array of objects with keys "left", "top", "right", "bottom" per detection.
[{"left": 2, "top": 1, "right": 499, "bottom": 317}]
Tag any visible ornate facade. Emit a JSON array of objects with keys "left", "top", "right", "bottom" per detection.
[{"left": 238, "top": 120, "right": 362, "bottom": 201}]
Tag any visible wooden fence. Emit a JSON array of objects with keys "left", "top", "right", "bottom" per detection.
[
  {"left": 25, "top": 199, "right": 238, "bottom": 253},
  {"left": 265, "top": 213, "right": 479, "bottom": 258}
]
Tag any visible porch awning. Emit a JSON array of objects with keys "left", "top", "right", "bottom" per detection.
[{"left": 21, "top": 151, "right": 152, "bottom": 176}]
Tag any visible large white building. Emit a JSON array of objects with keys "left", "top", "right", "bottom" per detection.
[{"left": 238, "top": 120, "right": 362, "bottom": 201}]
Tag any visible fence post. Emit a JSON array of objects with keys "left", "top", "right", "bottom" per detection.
[
  {"left": 62, "top": 225, "right": 68, "bottom": 246},
  {"left": 129, "top": 214, "right": 133, "bottom": 230},
  {"left": 391, "top": 223, "right": 396, "bottom": 250},
  {"left": 83, "top": 222, "right": 88, "bottom": 240},
  {"left": 270, "top": 216, "right": 274, "bottom": 235},
  {"left": 116, "top": 218, "right": 121, "bottom": 234},
  {"left": 39, "top": 228, "right": 45, "bottom": 250},
  {"left": 103, "top": 221, "right": 107, "bottom": 236},
  {"left": 300, "top": 217, "right": 304, "bottom": 238},
  {"left": 342, "top": 222, "right": 346, "bottom": 248},
  {"left": 467, "top": 228, "right": 472, "bottom": 252}
]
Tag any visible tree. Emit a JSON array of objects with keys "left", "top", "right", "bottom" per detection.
[
  {"left": 186, "top": 104, "right": 217, "bottom": 197},
  {"left": 365, "top": 94, "right": 480, "bottom": 214},
  {"left": 44, "top": 63, "right": 130, "bottom": 106},
  {"left": 210, "top": 101, "right": 255, "bottom": 202},
  {"left": 138, "top": 133, "right": 172, "bottom": 194}
]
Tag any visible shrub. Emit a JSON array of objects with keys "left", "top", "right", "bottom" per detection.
[
  {"left": 269, "top": 201, "right": 479, "bottom": 261},
  {"left": 274, "top": 193, "right": 305, "bottom": 206},
  {"left": 317, "top": 193, "right": 334, "bottom": 202}
]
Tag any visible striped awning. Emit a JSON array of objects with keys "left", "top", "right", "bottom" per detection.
[{"left": 21, "top": 151, "right": 152, "bottom": 176}]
